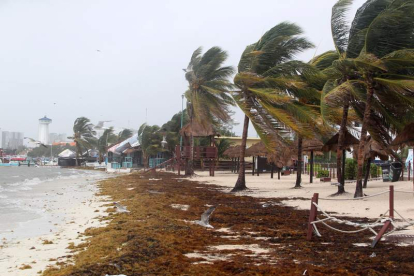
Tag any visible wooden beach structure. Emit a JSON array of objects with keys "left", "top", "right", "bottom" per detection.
[
  {"left": 302, "top": 139, "right": 324, "bottom": 183},
  {"left": 322, "top": 131, "right": 360, "bottom": 186}
]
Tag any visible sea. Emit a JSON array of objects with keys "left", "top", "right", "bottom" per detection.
[{"left": 0, "top": 166, "right": 105, "bottom": 240}]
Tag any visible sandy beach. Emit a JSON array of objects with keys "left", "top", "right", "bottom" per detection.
[
  {"left": 0, "top": 169, "right": 112, "bottom": 276},
  {"left": 37, "top": 171, "right": 414, "bottom": 276},
  {"left": 191, "top": 171, "right": 414, "bottom": 237}
]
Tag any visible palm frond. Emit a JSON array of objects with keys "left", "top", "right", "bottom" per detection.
[
  {"left": 331, "top": 0, "right": 354, "bottom": 54},
  {"left": 347, "top": 0, "right": 391, "bottom": 58}
]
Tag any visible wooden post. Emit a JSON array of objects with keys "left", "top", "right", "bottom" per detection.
[
  {"left": 307, "top": 193, "right": 319, "bottom": 240},
  {"left": 257, "top": 156, "right": 259, "bottom": 176},
  {"left": 408, "top": 161, "right": 411, "bottom": 181},
  {"left": 252, "top": 156, "right": 255, "bottom": 176},
  {"left": 310, "top": 150, "right": 314, "bottom": 184},
  {"left": 371, "top": 185, "right": 394, "bottom": 247},
  {"left": 341, "top": 149, "right": 346, "bottom": 186},
  {"left": 278, "top": 167, "right": 281, "bottom": 180},
  {"left": 176, "top": 146, "right": 181, "bottom": 176},
  {"left": 271, "top": 163, "right": 274, "bottom": 179}
]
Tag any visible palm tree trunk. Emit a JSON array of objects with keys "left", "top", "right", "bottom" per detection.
[
  {"left": 231, "top": 115, "right": 249, "bottom": 192},
  {"left": 295, "top": 136, "right": 303, "bottom": 188},
  {"left": 185, "top": 114, "right": 194, "bottom": 176},
  {"left": 336, "top": 103, "right": 349, "bottom": 194},
  {"left": 363, "top": 158, "right": 371, "bottom": 188},
  {"left": 76, "top": 142, "right": 81, "bottom": 166},
  {"left": 355, "top": 86, "right": 374, "bottom": 198}
]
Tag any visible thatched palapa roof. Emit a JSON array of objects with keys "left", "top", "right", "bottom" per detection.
[
  {"left": 322, "top": 131, "right": 359, "bottom": 152},
  {"left": 365, "top": 136, "right": 389, "bottom": 161},
  {"left": 223, "top": 145, "right": 242, "bottom": 158},
  {"left": 391, "top": 123, "right": 414, "bottom": 148},
  {"left": 245, "top": 141, "right": 295, "bottom": 168},
  {"left": 180, "top": 121, "right": 218, "bottom": 137},
  {"left": 245, "top": 142, "right": 269, "bottom": 157},
  {"left": 302, "top": 139, "right": 324, "bottom": 156},
  {"left": 353, "top": 136, "right": 389, "bottom": 161}
]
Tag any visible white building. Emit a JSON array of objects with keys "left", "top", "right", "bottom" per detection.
[
  {"left": 1, "top": 131, "right": 24, "bottom": 149},
  {"left": 49, "top": 133, "right": 68, "bottom": 144},
  {"left": 38, "top": 116, "right": 52, "bottom": 145}
]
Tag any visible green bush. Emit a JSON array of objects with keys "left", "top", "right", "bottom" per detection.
[
  {"left": 345, "top": 158, "right": 357, "bottom": 180},
  {"left": 317, "top": 170, "right": 329, "bottom": 178},
  {"left": 370, "top": 163, "right": 380, "bottom": 178}
]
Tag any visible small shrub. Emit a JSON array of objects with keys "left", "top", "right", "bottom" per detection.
[
  {"left": 370, "top": 164, "right": 380, "bottom": 178},
  {"left": 317, "top": 170, "right": 329, "bottom": 178},
  {"left": 345, "top": 159, "right": 357, "bottom": 180}
]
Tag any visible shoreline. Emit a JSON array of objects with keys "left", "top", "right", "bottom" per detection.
[{"left": 0, "top": 170, "right": 112, "bottom": 275}]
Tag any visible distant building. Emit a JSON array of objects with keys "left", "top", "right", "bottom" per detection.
[
  {"left": 38, "top": 116, "right": 52, "bottom": 145},
  {"left": 49, "top": 133, "right": 68, "bottom": 144},
  {"left": 1, "top": 131, "right": 24, "bottom": 149}
]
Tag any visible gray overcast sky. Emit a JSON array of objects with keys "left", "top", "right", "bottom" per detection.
[{"left": 0, "top": 0, "right": 365, "bottom": 140}]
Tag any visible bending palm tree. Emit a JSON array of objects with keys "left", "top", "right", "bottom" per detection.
[
  {"left": 97, "top": 127, "right": 117, "bottom": 163},
  {"left": 68, "top": 117, "right": 96, "bottom": 166},
  {"left": 232, "top": 22, "right": 316, "bottom": 191},
  {"left": 324, "top": 0, "right": 414, "bottom": 197},
  {"left": 184, "top": 47, "right": 235, "bottom": 176}
]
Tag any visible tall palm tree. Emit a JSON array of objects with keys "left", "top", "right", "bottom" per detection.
[
  {"left": 68, "top": 117, "right": 96, "bottom": 166},
  {"left": 232, "top": 22, "right": 328, "bottom": 190},
  {"left": 324, "top": 0, "right": 414, "bottom": 197},
  {"left": 184, "top": 47, "right": 235, "bottom": 176}
]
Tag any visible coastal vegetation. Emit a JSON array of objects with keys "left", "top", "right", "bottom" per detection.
[
  {"left": 183, "top": 47, "right": 235, "bottom": 175},
  {"left": 68, "top": 117, "right": 96, "bottom": 166}
]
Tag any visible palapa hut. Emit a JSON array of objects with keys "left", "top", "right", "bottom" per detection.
[
  {"left": 302, "top": 139, "right": 324, "bottom": 183},
  {"left": 180, "top": 121, "right": 218, "bottom": 144},
  {"left": 353, "top": 136, "right": 389, "bottom": 188},
  {"left": 179, "top": 121, "right": 219, "bottom": 165},
  {"left": 391, "top": 123, "right": 414, "bottom": 148},
  {"left": 223, "top": 145, "right": 242, "bottom": 173},
  {"left": 322, "top": 131, "right": 359, "bottom": 187},
  {"left": 245, "top": 141, "right": 295, "bottom": 179}
]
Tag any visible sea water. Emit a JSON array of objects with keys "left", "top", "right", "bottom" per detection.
[{"left": 0, "top": 166, "right": 104, "bottom": 240}]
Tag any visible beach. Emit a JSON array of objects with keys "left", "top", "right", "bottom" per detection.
[
  {"left": 0, "top": 167, "right": 111, "bottom": 275},
  {"left": 193, "top": 171, "right": 414, "bottom": 219},
  {"left": 37, "top": 171, "right": 414, "bottom": 276}
]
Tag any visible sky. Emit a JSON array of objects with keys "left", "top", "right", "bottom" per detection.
[{"left": 0, "top": 0, "right": 366, "bottom": 142}]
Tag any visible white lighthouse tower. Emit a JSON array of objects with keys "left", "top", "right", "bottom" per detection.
[{"left": 38, "top": 116, "right": 52, "bottom": 145}]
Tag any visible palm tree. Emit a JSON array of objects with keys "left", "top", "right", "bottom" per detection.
[
  {"left": 232, "top": 22, "right": 333, "bottom": 190},
  {"left": 184, "top": 47, "right": 235, "bottom": 175},
  {"left": 323, "top": 0, "right": 414, "bottom": 197},
  {"left": 117, "top": 129, "right": 133, "bottom": 142},
  {"left": 231, "top": 22, "right": 315, "bottom": 191},
  {"left": 68, "top": 117, "right": 96, "bottom": 166},
  {"left": 97, "top": 127, "right": 117, "bottom": 163},
  {"left": 138, "top": 123, "right": 165, "bottom": 168}
]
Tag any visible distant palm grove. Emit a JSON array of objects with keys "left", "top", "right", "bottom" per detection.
[{"left": 69, "top": 0, "right": 414, "bottom": 198}]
